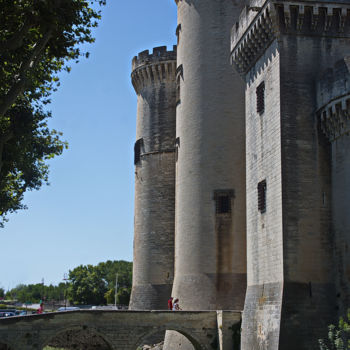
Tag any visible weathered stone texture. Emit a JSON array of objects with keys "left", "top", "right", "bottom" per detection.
[
  {"left": 130, "top": 47, "right": 177, "bottom": 310},
  {"left": 231, "top": 1, "right": 350, "bottom": 349},
  {"left": 317, "top": 58, "right": 350, "bottom": 316},
  {"left": 172, "top": 0, "right": 247, "bottom": 312},
  {"left": 0, "top": 310, "right": 241, "bottom": 350},
  {"left": 241, "top": 39, "right": 283, "bottom": 350}
]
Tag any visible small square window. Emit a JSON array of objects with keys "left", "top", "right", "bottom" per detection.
[
  {"left": 256, "top": 81, "right": 265, "bottom": 115},
  {"left": 258, "top": 180, "right": 267, "bottom": 213},
  {"left": 214, "top": 190, "right": 234, "bottom": 214},
  {"left": 216, "top": 196, "right": 231, "bottom": 214}
]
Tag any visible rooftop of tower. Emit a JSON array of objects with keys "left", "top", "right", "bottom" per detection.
[{"left": 132, "top": 46, "right": 177, "bottom": 72}]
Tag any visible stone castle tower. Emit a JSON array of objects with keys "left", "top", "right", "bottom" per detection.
[
  {"left": 172, "top": 0, "right": 247, "bottom": 312},
  {"left": 230, "top": 0, "right": 350, "bottom": 349},
  {"left": 130, "top": 0, "right": 350, "bottom": 349},
  {"left": 129, "top": 46, "right": 177, "bottom": 310}
]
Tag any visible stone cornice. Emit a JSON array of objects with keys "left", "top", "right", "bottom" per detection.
[
  {"left": 318, "top": 95, "right": 350, "bottom": 142},
  {"left": 131, "top": 46, "right": 177, "bottom": 94},
  {"left": 231, "top": 0, "right": 350, "bottom": 75},
  {"left": 131, "top": 61, "right": 177, "bottom": 94}
]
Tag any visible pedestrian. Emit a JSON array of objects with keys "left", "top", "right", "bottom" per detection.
[
  {"left": 37, "top": 302, "right": 44, "bottom": 314},
  {"left": 168, "top": 297, "right": 173, "bottom": 310},
  {"left": 172, "top": 298, "right": 181, "bottom": 311}
]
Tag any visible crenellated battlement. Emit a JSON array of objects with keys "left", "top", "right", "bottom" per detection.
[
  {"left": 317, "top": 57, "right": 350, "bottom": 142},
  {"left": 131, "top": 46, "right": 177, "bottom": 93},
  {"left": 132, "top": 45, "right": 177, "bottom": 71},
  {"left": 318, "top": 95, "right": 350, "bottom": 142},
  {"left": 231, "top": 0, "right": 350, "bottom": 75}
]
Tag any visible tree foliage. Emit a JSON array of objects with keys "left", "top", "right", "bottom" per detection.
[
  {"left": 0, "top": 0, "right": 106, "bottom": 226},
  {"left": 319, "top": 310, "right": 350, "bottom": 350},
  {"left": 4, "top": 260, "right": 132, "bottom": 306},
  {"left": 5, "top": 282, "right": 67, "bottom": 303},
  {"left": 68, "top": 260, "right": 132, "bottom": 305}
]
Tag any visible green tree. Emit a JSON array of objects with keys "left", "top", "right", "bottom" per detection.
[
  {"left": 67, "top": 264, "right": 108, "bottom": 305},
  {"left": 0, "top": 103, "right": 67, "bottom": 225},
  {"left": 0, "top": 0, "right": 106, "bottom": 226},
  {"left": 67, "top": 260, "right": 132, "bottom": 305},
  {"left": 0, "top": 287, "right": 4, "bottom": 298},
  {"left": 319, "top": 310, "right": 350, "bottom": 349},
  {"left": 97, "top": 260, "right": 132, "bottom": 305}
]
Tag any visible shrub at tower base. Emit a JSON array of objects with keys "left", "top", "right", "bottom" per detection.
[{"left": 319, "top": 310, "right": 350, "bottom": 349}]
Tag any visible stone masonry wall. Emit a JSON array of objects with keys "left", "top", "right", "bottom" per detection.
[
  {"left": 317, "top": 58, "right": 350, "bottom": 316},
  {"left": 241, "top": 39, "right": 283, "bottom": 350},
  {"left": 129, "top": 47, "right": 177, "bottom": 310}
]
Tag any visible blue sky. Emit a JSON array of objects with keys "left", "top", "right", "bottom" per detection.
[{"left": 1, "top": 1, "right": 177, "bottom": 290}]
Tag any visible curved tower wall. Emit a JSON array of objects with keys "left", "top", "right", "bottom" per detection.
[
  {"left": 129, "top": 46, "right": 177, "bottom": 310},
  {"left": 317, "top": 57, "right": 350, "bottom": 317},
  {"left": 173, "top": 0, "right": 247, "bottom": 311}
]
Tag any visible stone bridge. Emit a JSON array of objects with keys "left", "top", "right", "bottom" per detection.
[{"left": 0, "top": 310, "right": 241, "bottom": 350}]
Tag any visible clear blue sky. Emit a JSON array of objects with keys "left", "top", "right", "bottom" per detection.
[{"left": 1, "top": 1, "right": 177, "bottom": 290}]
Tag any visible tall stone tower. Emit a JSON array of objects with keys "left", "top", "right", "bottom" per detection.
[
  {"left": 129, "top": 46, "right": 177, "bottom": 310},
  {"left": 317, "top": 57, "right": 350, "bottom": 317},
  {"left": 231, "top": 1, "right": 350, "bottom": 349},
  {"left": 171, "top": 0, "right": 248, "bottom": 311}
]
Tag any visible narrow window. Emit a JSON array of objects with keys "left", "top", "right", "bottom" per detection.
[
  {"left": 134, "top": 138, "right": 143, "bottom": 165},
  {"left": 214, "top": 190, "right": 234, "bottom": 214},
  {"left": 256, "top": 81, "right": 265, "bottom": 115},
  {"left": 258, "top": 180, "right": 267, "bottom": 213},
  {"left": 175, "top": 137, "right": 180, "bottom": 162},
  {"left": 176, "top": 64, "right": 183, "bottom": 106},
  {"left": 176, "top": 24, "right": 182, "bottom": 45},
  {"left": 176, "top": 75, "right": 181, "bottom": 105}
]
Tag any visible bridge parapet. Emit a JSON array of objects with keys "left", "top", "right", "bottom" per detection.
[{"left": 0, "top": 310, "right": 242, "bottom": 350}]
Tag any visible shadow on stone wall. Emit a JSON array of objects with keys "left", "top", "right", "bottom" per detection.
[{"left": 42, "top": 328, "right": 113, "bottom": 350}]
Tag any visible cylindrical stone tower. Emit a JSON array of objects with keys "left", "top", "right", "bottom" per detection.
[
  {"left": 172, "top": 0, "right": 247, "bottom": 311},
  {"left": 129, "top": 46, "right": 177, "bottom": 310},
  {"left": 318, "top": 56, "right": 350, "bottom": 317}
]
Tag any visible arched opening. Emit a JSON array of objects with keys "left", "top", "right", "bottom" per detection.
[
  {"left": 41, "top": 327, "right": 113, "bottom": 350},
  {"left": 0, "top": 343, "right": 14, "bottom": 350},
  {"left": 135, "top": 328, "right": 206, "bottom": 350}
]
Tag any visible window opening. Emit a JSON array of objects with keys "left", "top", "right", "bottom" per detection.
[
  {"left": 258, "top": 180, "right": 267, "bottom": 213},
  {"left": 176, "top": 64, "right": 183, "bottom": 106},
  {"left": 175, "top": 137, "right": 180, "bottom": 162},
  {"left": 134, "top": 138, "right": 143, "bottom": 165},
  {"left": 256, "top": 81, "right": 265, "bottom": 115},
  {"left": 214, "top": 190, "right": 234, "bottom": 214},
  {"left": 176, "top": 24, "right": 182, "bottom": 45}
]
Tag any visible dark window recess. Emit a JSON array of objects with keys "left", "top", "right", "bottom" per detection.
[
  {"left": 258, "top": 180, "right": 267, "bottom": 213},
  {"left": 176, "top": 65, "right": 183, "bottom": 106},
  {"left": 176, "top": 75, "right": 181, "bottom": 105},
  {"left": 134, "top": 138, "right": 143, "bottom": 165},
  {"left": 214, "top": 190, "right": 234, "bottom": 214},
  {"left": 175, "top": 137, "right": 180, "bottom": 162},
  {"left": 176, "top": 24, "right": 182, "bottom": 44},
  {"left": 217, "top": 196, "right": 231, "bottom": 214},
  {"left": 256, "top": 81, "right": 265, "bottom": 115}
]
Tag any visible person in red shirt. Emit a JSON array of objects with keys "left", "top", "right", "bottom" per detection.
[
  {"left": 37, "top": 302, "right": 44, "bottom": 314},
  {"left": 167, "top": 297, "right": 173, "bottom": 310}
]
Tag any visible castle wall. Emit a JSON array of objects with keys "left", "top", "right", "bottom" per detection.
[
  {"left": 231, "top": 2, "right": 350, "bottom": 349},
  {"left": 278, "top": 33, "right": 336, "bottom": 350},
  {"left": 241, "top": 39, "right": 283, "bottom": 350},
  {"left": 129, "top": 47, "right": 177, "bottom": 310},
  {"left": 172, "top": 0, "right": 247, "bottom": 312},
  {"left": 317, "top": 58, "right": 350, "bottom": 316}
]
